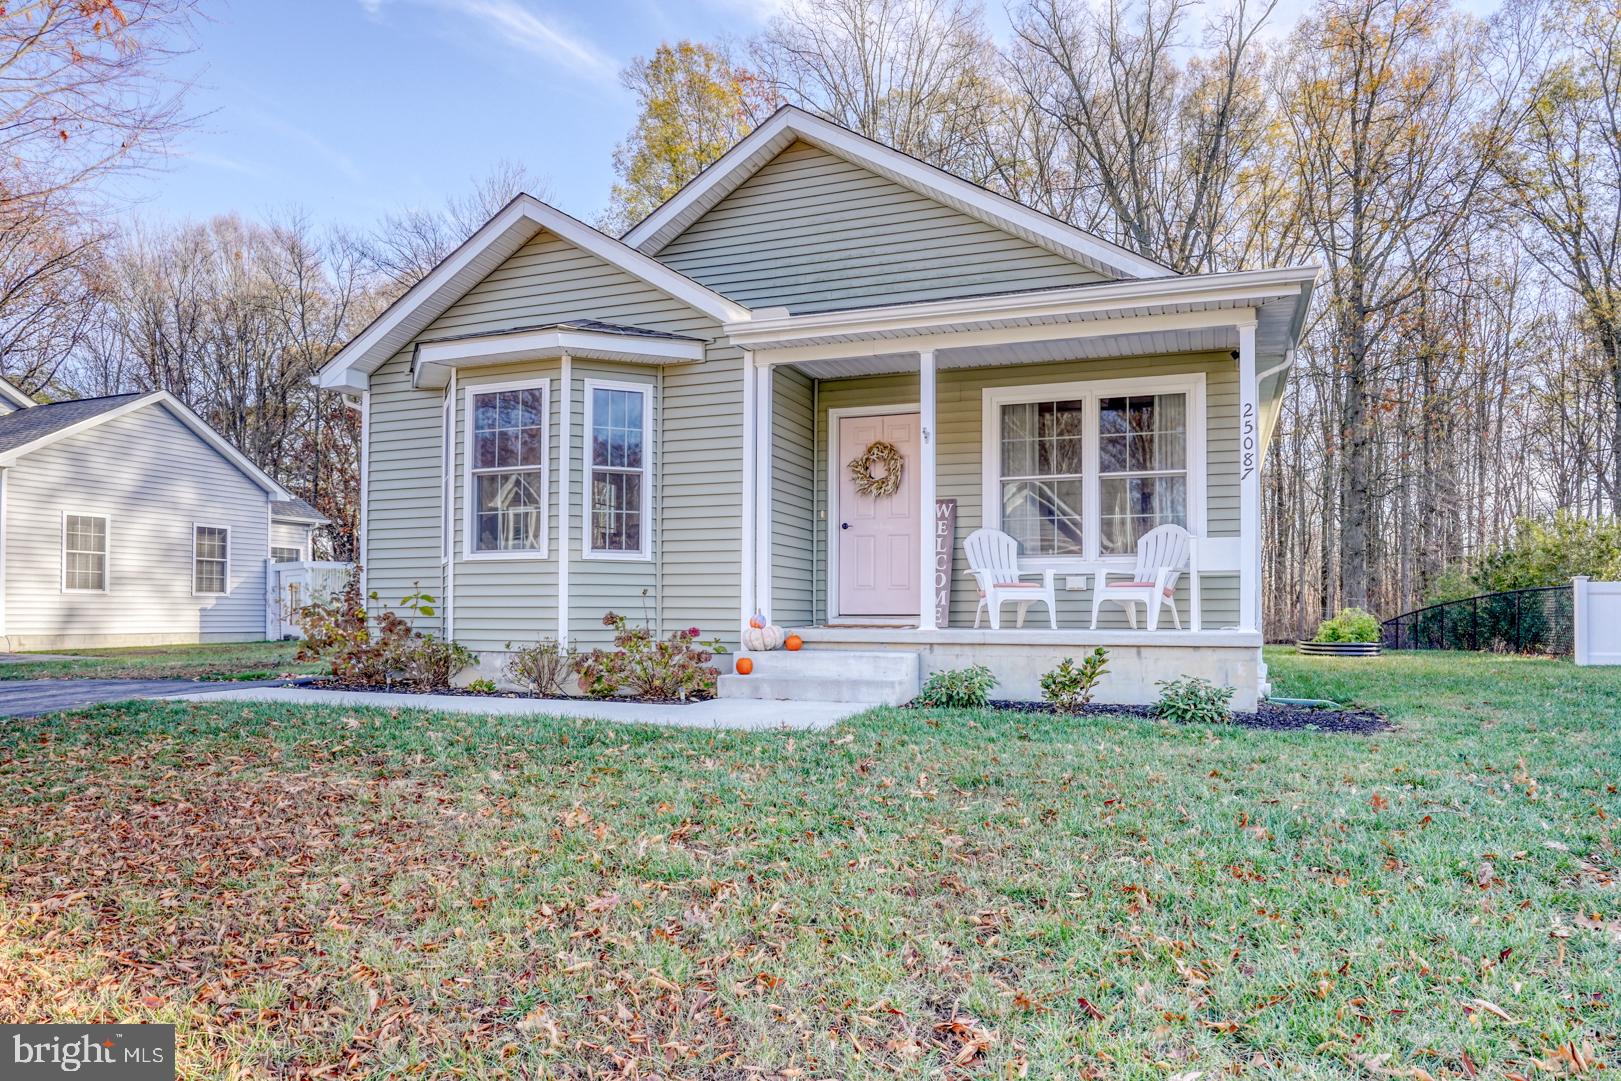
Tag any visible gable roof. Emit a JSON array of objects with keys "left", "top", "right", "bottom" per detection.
[
  {"left": 0, "top": 376, "right": 36, "bottom": 410},
  {"left": 0, "top": 390, "right": 291, "bottom": 499},
  {"left": 317, "top": 195, "right": 753, "bottom": 392},
  {"left": 623, "top": 105, "right": 1176, "bottom": 282}
]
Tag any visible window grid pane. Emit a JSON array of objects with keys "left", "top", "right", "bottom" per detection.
[
  {"left": 589, "top": 386, "right": 648, "bottom": 554},
  {"left": 64, "top": 515, "right": 107, "bottom": 590},
  {"left": 471, "top": 387, "right": 545, "bottom": 553},
  {"left": 194, "top": 527, "right": 228, "bottom": 593},
  {"left": 1097, "top": 393, "right": 1189, "bottom": 554},
  {"left": 999, "top": 399, "right": 1084, "bottom": 556}
]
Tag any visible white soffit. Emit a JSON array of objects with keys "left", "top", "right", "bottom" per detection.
[
  {"left": 622, "top": 105, "right": 1176, "bottom": 281},
  {"left": 414, "top": 326, "right": 706, "bottom": 388}
]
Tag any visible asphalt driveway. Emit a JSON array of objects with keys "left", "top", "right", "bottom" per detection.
[{"left": 0, "top": 679, "right": 298, "bottom": 718}]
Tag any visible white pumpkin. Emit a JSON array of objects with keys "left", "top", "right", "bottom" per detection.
[{"left": 743, "top": 624, "right": 787, "bottom": 651}]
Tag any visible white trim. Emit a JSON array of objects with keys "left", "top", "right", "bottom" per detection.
[
  {"left": 461, "top": 377, "right": 552, "bottom": 562},
  {"left": 981, "top": 373, "right": 1208, "bottom": 569},
  {"left": 623, "top": 105, "right": 1175, "bottom": 280},
  {"left": 729, "top": 272, "right": 1313, "bottom": 350},
  {"left": 740, "top": 354, "right": 756, "bottom": 635},
  {"left": 358, "top": 391, "right": 369, "bottom": 603},
  {"left": 825, "top": 403, "right": 922, "bottom": 625},
  {"left": 1237, "top": 321, "right": 1260, "bottom": 634},
  {"left": 753, "top": 361, "right": 773, "bottom": 615},
  {"left": 191, "top": 522, "right": 231, "bottom": 597},
  {"left": 414, "top": 327, "right": 704, "bottom": 389},
  {"left": 917, "top": 351, "right": 938, "bottom": 631},
  {"left": 317, "top": 194, "right": 749, "bottom": 391},
  {"left": 557, "top": 356, "right": 572, "bottom": 644},
  {"left": 581, "top": 377, "right": 654, "bottom": 562},
  {"left": 0, "top": 377, "right": 35, "bottom": 410},
  {"left": 0, "top": 392, "right": 291, "bottom": 499},
  {"left": 444, "top": 369, "right": 457, "bottom": 640},
  {"left": 749, "top": 308, "right": 1265, "bottom": 368},
  {"left": 60, "top": 510, "right": 110, "bottom": 594}
]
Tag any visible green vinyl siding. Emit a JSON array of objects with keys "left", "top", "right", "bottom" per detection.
[
  {"left": 655, "top": 141, "right": 1109, "bottom": 313},
  {"left": 806, "top": 353, "right": 1241, "bottom": 630},
  {"left": 363, "top": 229, "right": 743, "bottom": 654},
  {"left": 770, "top": 367, "right": 816, "bottom": 626}
]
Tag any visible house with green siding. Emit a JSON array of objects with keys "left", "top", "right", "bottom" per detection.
[{"left": 317, "top": 107, "right": 1316, "bottom": 710}]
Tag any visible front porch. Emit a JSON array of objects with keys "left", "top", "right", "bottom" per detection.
[{"left": 725, "top": 269, "right": 1316, "bottom": 707}]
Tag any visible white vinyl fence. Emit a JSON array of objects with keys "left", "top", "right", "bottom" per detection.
[
  {"left": 267, "top": 560, "right": 353, "bottom": 639},
  {"left": 1573, "top": 576, "right": 1621, "bottom": 666}
]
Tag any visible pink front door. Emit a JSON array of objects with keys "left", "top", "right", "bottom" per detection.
[{"left": 837, "top": 412, "right": 920, "bottom": 617}]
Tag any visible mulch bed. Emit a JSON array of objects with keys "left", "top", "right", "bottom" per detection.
[
  {"left": 303, "top": 679, "right": 711, "bottom": 705},
  {"left": 982, "top": 699, "right": 1391, "bottom": 733}
]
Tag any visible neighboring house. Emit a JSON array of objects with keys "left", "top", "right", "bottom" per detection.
[
  {"left": 317, "top": 106, "right": 1316, "bottom": 708},
  {"left": 0, "top": 380, "right": 328, "bottom": 650}
]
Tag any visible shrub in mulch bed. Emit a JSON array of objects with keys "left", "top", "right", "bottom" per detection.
[
  {"left": 929, "top": 699, "right": 1391, "bottom": 734},
  {"left": 303, "top": 680, "right": 711, "bottom": 705}
]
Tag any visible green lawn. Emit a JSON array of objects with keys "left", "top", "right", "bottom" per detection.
[
  {"left": 0, "top": 639, "right": 318, "bottom": 681},
  {"left": 0, "top": 649, "right": 1615, "bottom": 1078}
]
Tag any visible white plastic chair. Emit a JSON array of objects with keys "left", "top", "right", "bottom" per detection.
[
  {"left": 964, "top": 528, "right": 1058, "bottom": 630},
  {"left": 1090, "top": 524, "right": 1192, "bottom": 631}
]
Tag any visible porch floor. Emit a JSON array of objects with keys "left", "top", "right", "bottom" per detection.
[{"left": 793, "top": 625, "right": 1262, "bottom": 648}]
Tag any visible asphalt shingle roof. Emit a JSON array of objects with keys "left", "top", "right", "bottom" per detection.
[
  {"left": 0, "top": 393, "right": 145, "bottom": 456},
  {"left": 271, "top": 498, "right": 328, "bottom": 524}
]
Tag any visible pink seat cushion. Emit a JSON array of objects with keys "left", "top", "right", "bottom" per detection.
[
  {"left": 993, "top": 581, "right": 1041, "bottom": 589},
  {"left": 1124, "top": 580, "right": 1175, "bottom": 597}
]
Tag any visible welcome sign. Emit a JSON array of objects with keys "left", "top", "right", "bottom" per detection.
[{"left": 934, "top": 499, "right": 957, "bottom": 628}]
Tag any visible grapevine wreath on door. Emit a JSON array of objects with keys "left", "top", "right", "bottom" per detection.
[{"left": 848, "top": 440, "right": 905, "bottom": 498}]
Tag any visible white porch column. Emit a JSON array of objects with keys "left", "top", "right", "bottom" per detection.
[
  {"left": 918, "top": 349, "right": 938, "bottom": 630},
  {"left": 1237, "top": 321, "right": 1260, "bottom": 634},
  {"left": 557, "top": 354, "right": 571, "bottom": 645},
  {"left": 754, "top": 358, "right": 774, "bottom": 621},
  {"left": 739, "top": 351, "right": 757, "bottom": 636}
]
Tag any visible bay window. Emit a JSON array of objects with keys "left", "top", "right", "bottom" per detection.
[
  {"left": 984, "top": 376, "right": 1204, "bottom": 562},
  {"left": 584, "top": 380, "right": 651, "bottom": 559},
  {"left": 465, "top": 381, "right": 548, "bottom": 558}
]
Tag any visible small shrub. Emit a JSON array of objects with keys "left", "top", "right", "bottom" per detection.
[
  {"left": 466, "top": 677, "right": 498, "bottom": 694},
  {"left": 504, "top": 638, "right": 577, "bottom": 697},
  {"left": 1313, "top": 607, "right": 1381, "bottom": 644},
  {"left": 388, "top": 637, "right": 476, "bottom": 692},
  {"left": 573, "top": 612, "right": 722, "bottom": 700},
  {"left": 1040, "top": 647, "right": 1110, "bottom": 712},
  {"left": 913, "top": 665, "right": 997, "bottom": 709},
  {"left": 1153, "top": 676, "right": 1235, "bottom": 725},
  {"left": 296, "top": 572, "right": 472, "bottom": 689}
]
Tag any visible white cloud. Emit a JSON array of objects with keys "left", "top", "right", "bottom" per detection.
[{"left": 362, "top": 0, "right": 618, "bottom": 83}]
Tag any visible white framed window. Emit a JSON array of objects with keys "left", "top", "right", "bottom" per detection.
[
  {"left": 982, "top": 374, "right": 1205, "bottom": 563},
  {"left": 463, "top": 379, "right": 549, "bottom": 559},
  {"left": 583, "top": 379, "right": 653, "bottom": 560},
  {"left": 62, "top": 512, "right": 109, "bottom": 593},
  {"left": 271, "top": 546, "right": 303, "bottom": 564},
  {"left": 193, "top": 524, "right": 230, "bottom": 595}
]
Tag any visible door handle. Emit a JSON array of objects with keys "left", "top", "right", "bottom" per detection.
[{"left": 841, "top": 522, "right": 850, "bottom": 530}]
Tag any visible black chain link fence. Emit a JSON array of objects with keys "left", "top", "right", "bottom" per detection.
[{"left": 1380, "top": 586, "right": 1574, "bottom": 656}]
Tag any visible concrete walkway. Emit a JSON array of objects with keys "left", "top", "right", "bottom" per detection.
[
  {"left": 169, "top": 685, "right": 864, "bottom": 730},
  {"left": 0, "top": 678, "right": 310, "bottom": 719}
]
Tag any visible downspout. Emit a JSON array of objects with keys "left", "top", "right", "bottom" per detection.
[{"left": 811, "top": 377, "right": 820, "bottom": 625}]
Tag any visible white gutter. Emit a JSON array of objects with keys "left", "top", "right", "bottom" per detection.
[{"left": 724, "top": 265, "right": 1321, "bottom": 348}]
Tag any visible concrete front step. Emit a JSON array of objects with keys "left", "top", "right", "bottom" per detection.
[{"left": 719, "top": 649, "right": 920, "bottom": 706}]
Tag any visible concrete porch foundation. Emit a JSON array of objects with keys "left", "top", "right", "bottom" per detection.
[{"left": 791, "top": 627, "right": 1263, "bottom": 710}]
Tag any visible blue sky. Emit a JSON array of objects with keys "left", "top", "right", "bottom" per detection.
[{"left": 122, "top": 0, "right": 781, "bottom": 228}]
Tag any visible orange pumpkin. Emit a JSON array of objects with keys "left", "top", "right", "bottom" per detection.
[
  {"left": 735, "top": 656, "right": 754, "bottom": 675},
  {"left": 784, "top": 634, "right": 803, "bottom": 652}
]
